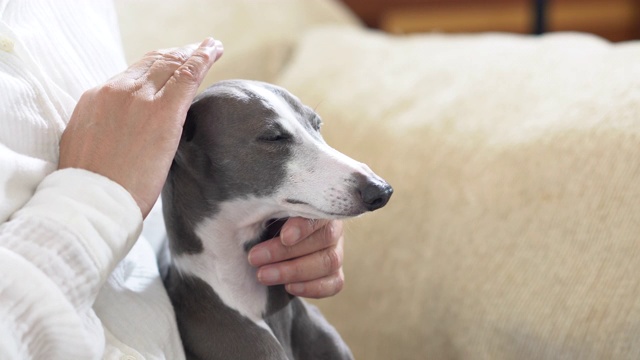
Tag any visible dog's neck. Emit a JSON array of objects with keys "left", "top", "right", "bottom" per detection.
[{"left": 170, "top": 197, "right": 290, "bottom": 324}]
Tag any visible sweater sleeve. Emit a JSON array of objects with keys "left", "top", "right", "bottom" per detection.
[{"left": 0, "top": 168, "right": 143, "bottom": 358}]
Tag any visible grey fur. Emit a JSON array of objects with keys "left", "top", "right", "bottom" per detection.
[
  {"left": 163, "top": 80, "right": 295, "bottom": 256},
  {"left": 162, "top": 80, "right": 391, "bottom": 359}
]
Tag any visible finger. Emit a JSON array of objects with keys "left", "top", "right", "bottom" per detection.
[
  {"left": 248, "top": 220, "right": 342, "bottom": 267},
  {"left": 160, "top": 37, "right": 223, "bottom": 107},
  {"left": 145, "top": 40, "right": 223, "bottom": 93},
  {"left": 114, "top": 44, "right": 193, "bottom": 83},
  {"left": 285, "top": 269, "right": 345, "bottom": 299},
  {"left": 255, "top": 237, "right": 344, "bottom": 286},
  {"left": 280, "top": 217, "right": 334, "bottom": 246},
  {"left": 143, "top": 45, "right": 199, "bottom": 91}
]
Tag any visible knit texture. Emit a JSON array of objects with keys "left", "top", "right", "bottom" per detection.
[{"left": 0, "top": 1, "right": 184, "bottom": 358}]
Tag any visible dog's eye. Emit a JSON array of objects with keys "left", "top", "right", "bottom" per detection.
[
  {"left": 258, "top": 133, "right": 291, "bottom": 142},
  {"left": 312, "top": 116, "right": 323, "bottom": 131}
]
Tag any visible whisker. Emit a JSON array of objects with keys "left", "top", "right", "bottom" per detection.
[
  {"left": 313, "top": 100, "right": 325, "bottom": 113},
  {"left": 263, "top": 217, "right": 289, "bottom": 238}
]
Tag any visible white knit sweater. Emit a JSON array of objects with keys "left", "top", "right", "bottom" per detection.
[{"left": 0, "top": 1, "right": 185, "bottom": 359}]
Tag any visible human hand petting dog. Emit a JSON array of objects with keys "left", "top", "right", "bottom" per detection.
[
  {"left": 249, "top": 218, "right": 345, "bottom": 299},
  {"left": 59, "top": 39, "right": 345, "bottom": 300},
  {"left": 59, "top": 38, "right": 223, "bottom": 218}
]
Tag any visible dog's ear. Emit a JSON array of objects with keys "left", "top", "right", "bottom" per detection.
[
  {"left": 172, "top": 107, "right": 199, "bottom": 169},
  {"left": 183, "top": 107, "right": 197, "bottom": 143}
]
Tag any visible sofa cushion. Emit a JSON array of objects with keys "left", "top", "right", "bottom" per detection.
[
  {"left": 277, "top": 26, "right": 640, "bottom": 360},
  {"left": 114, "top": 0, "right": 360, "bottom": 87}
]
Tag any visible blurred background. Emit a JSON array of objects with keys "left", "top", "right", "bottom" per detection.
[{"left": 339, "top": 0, "right": 640, "bottom": 41}]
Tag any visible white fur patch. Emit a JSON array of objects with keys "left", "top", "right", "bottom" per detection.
[
  {"left": 171, "top": 197, "right": 288, "bottom": 333},
  {"left": 246, "top": 82, "right": 301, "bottom": 136}
]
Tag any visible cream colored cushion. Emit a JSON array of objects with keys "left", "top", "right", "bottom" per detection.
[
  {"left": 114, "top": 0, "right": 360, "bottom": 86},
  {"left": 277, "top": 26, "right": 640, "bottom": 360}
]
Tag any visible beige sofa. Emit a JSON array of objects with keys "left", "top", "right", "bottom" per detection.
[{"left": 116, "top": 1, "right": 640, "bottom": 359}]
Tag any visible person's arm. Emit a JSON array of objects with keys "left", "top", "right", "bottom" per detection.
[
  {"left": 59, "top": 38, "right": 223, "bottom": 218},
  {"left": 0, "top": 39, "right": 222, "bottom": 359},
  {"left": 0, "top": 167, "right": 143, "bottom": 358}
]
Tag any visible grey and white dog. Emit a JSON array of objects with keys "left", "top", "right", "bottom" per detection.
[{"left": 162, "top": 80, "right": 392, "bottom": 360}]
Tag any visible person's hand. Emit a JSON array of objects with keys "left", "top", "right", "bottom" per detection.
[
  {"left": 58, "top": 38, "right": 223, "bottom": 218},
  {"left": 248, "top": 218, "right": 345, "bottom": 299}
]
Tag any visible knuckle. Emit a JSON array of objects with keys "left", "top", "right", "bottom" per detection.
[
  {"left": 163, "top": 50, "right": 190, "bottom": 63},
  {"left": 143, "top": 50, "right": 164, "bottom": 59},
  {"left": 173, "top": 65, "right": 199, "bottom": 84},
  {"left": 96, "top": 83, "right": 117, "bottom": 96},
  {"left": 322, "top": 247, "right": 342, "bottom": 273},
  {"left": 91, "top": 86, "right": 125, "bottom": 106},
  {"left": 173, "top": 55, "right": 207, "bottom": 84},
  {"left": 96, "top": 81, "right": 125, "bottom": 97},
  {"left": 191, "top": 49, "right": 212, "bottom": 63},
  {"left": 145, "top": 49, "right": 193, "bottom": 68}
]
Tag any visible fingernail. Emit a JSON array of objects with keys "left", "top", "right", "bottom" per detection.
[
  {"left": 287, "top": 283, "right": 305, "bottom": 295},
  {"left": 248, "top": 248, "right": 271, "bottom": 266},
  {"left": 201, "top": 37, "right": 216, "bottom": 48},
  {"left": 281, "top": 226, "right": 301, "bottom": 245},
  {"left": 214, "top": 41, "right": 224, "bottom": 60},
  {"left": 214, "top": 40, "right": 224, "bottom": 51},
  {"left": 258, "top": 267, "right": 280, "bottom": 283}
]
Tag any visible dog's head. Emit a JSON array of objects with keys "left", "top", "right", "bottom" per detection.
[{"left": 170, "top": 80, "right": 392, "bottom": 223}]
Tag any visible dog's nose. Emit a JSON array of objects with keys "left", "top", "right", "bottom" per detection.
[{"left": 359, "top": 181, "right": 393, "bottom": 211}]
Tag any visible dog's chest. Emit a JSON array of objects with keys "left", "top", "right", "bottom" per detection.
[{"left": 173, "top": 222, "right": 269, "bottom": 324}]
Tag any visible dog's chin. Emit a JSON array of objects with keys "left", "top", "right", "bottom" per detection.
[{"left": 282, "top": 199, "right": 366, "bottom": 220}]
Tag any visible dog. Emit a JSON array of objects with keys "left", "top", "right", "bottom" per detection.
[{"left": 162, "top": 80, "right": 393, "bottom": 360}]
